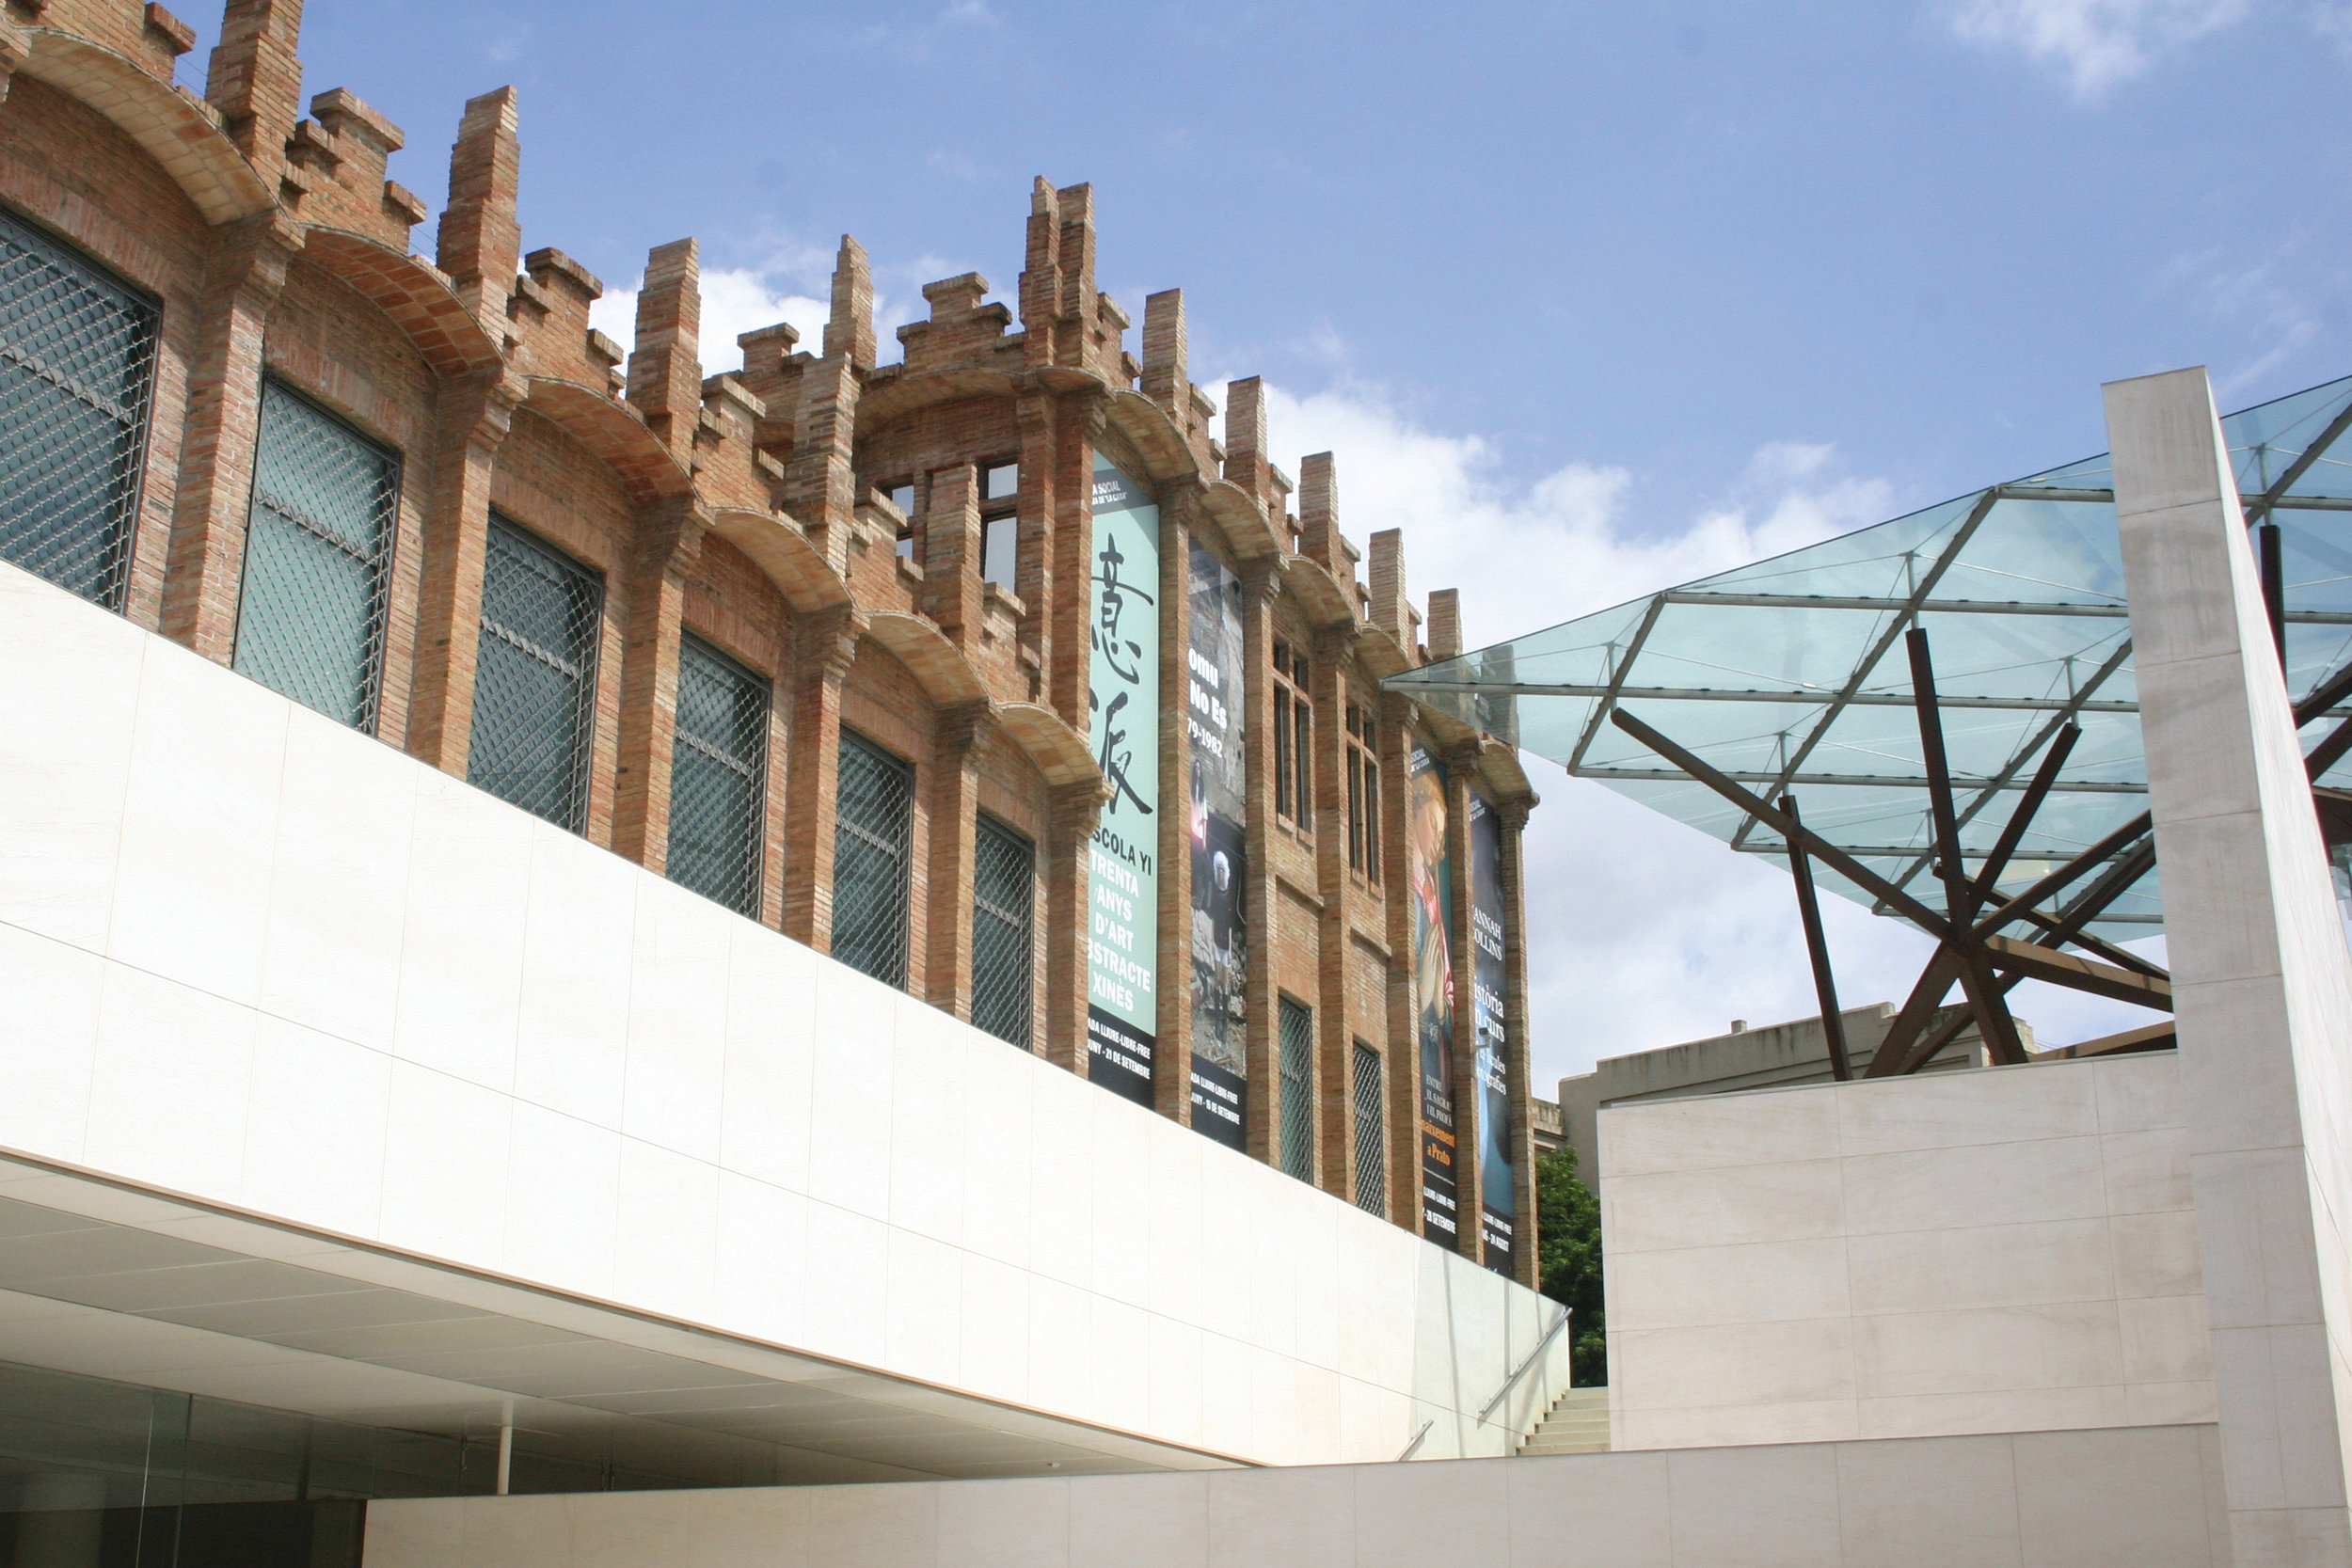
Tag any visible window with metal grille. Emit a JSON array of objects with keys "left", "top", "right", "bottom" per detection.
[
  {"left": 1351, "top": 1041, "right": 1386, "bottom": 1215},
  {"left": 1346, "top": 702, "right": 1380, "bottom": 882},
  {"left": 468, "top": 516, "right": 603, "bottom": 832},
  {"left": 667, "top": 634, "right": 770, "bottom": 917},
  {"left": 1273, "top": 640, "right": 1312, "bottom": 830},
  {"left": 970, "top": 815, "right": 1036, "bottom": 1049},
  {"left": 0, "top": 204, "right": 159, "bottom": 610},
  {"left": 833, "top": 731, "right": 914, "bottom": 987},
  {"left": 1279, "top": 994, "right": 1314, "bottom": 1182},
  {"left": 232, "top": 380, "right": 401, "bottom": 730}
]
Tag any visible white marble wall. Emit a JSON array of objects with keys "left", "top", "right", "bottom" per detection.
[
  {"left": 1600, "top": 1055, "right": 2214, "bottom": 1451},
  {"left": 363, "top": 1422, "right": 2229, "bottom": 1568},
  {"left": 0, "top": 561, "right": 1567, "bottom": 1466}
]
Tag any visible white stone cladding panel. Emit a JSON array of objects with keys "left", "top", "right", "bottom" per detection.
[
  {"left": 1600, "top": 1053, "right": 2214, "bottom": 1450},
  {"left": 361, "top": 1423, "right": 2230, "bottom": 1568},
  {"left": 0, "top": 561, "right": 1567, "bottom": 1466}
]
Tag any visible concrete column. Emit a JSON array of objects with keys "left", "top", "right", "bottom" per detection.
[
  {"left": 926, "top": 703, "right": 986, "bottom": 1020},
  {"left": 159, "top": 214, "right": 298, "bottom": 660},
  {"left": 2108, "top": 365, "right": 2352, "bottom": 1566},
  {"left": 611, "top": 501, "right": 703, "bottom": 872}
]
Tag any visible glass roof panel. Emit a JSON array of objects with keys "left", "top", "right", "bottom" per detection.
[{"left": 1388, "top": 373, "right": 2352, "bottom": 941}]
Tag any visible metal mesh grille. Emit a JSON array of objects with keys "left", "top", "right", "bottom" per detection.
[
  {"left": 1351, "top": 1041, "right": 1386, "bottom": 1215},
  {"left": 1279, "top": 995, "right": 1314, "bottom": 1182},
  {"left": 971, "top": 815, "right": 1036, "bottom": 1049},
  {"left": 232, "top": 380, "right": 400, "bottom": 730},
  {"left": 0, "top": 204, "right": 158, "bottom": 610},
  {"left": 667, "top": 635, "right": 769, "bottom": 917},
  {"left": 468, "top": 516, "right": 603, "bottom": 832},
  {"left": 833, "top": 732, "right": 914, "bottom": 987}
]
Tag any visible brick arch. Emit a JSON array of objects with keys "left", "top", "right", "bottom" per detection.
[
  {"left": 863, "top": 610, "right": 987, "bottom": 708},
  {"left": 18, "top": 29, "right": 271, "bottom": 225},
  {"left": 520, "top": 376, "right": 694, "bottom": 507},
  {"left": 1104, "top": 388, "right": 1195, "bottom": 483},
  {"left": 994, "top": 701, "right": 1100, "bottom": 793},
  {"left": 706, "top": 506, "right": 849, "bottom": 616},
  {"left": 1283, "top": 554, "right": 1358, "bottom": 629},
  {"left": 1199, "top": 477, "right": 1285, "bottom": 562},
  {"left": 301, "top": 229, "right": 501, "bottom": 381}
]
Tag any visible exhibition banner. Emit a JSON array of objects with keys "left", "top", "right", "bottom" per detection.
[
  {"left": 1186, "top": 542, "right": 1248, "bottom": 1150},
  {"left": 1470, "top": 792, "right": 1515, "bottom": 1274},
  {"left": 1087, "top": 455, "right": 1160, "bottom": 1107},
  {"left": 1407, "top": 743, "right": 1458, "bottom": 1246}
]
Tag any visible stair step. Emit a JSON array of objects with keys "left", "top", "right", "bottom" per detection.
[{"left": 1516, "top": 1385, "right": 1610, "bottom": 1456}]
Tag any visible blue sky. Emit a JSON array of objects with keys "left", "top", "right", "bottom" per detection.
[{"left": 194, "top": 0, "right": 2352, "bottom": 1084}]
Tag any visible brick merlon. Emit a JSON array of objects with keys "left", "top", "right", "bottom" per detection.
[{"left": 310, "top": 87, "right": 402, "bottom": 151}]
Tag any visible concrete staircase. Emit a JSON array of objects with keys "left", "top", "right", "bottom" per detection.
[{"left": 1518, "top": 1386, "right": 1609, "bottom": 1455}]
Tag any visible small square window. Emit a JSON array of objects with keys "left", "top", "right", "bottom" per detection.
[
  {"left": 982, "top": 462, "right": 1019, "bottom": 501},
  {"left": 886, "top": 483, "right": 916, "bottom": 516}
]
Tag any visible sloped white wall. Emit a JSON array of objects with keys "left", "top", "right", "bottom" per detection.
[{"left": 0, "top": 562, "right": 1566, "bottom": 1466}]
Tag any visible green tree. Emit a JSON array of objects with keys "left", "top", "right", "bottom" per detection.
[{"left": 1535, "top": 1143, "right": 1607, "bottom": 1386}]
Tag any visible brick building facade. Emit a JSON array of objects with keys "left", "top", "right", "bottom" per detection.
[{"left": 0, "top": 0, "right": 1541, "bottom": 1279}]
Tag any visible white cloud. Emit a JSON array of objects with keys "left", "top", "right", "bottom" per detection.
[
  {"left": 1946, "top": 0, "right": 2254, "bottom": 96},
  {"left": 591, "top": 269, "right": 834, "bottom": 379},
  {"left": 1237, "top": 375, "right": 2167, "bottom": 1088}
]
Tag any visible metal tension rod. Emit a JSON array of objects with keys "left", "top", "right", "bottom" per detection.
[
  {"left": 1905, "top": 630, "right": 2027, "bottom": 1066},
  {"left": 1867, "top": 712, "right": 2080, "bottom": 1074},
  {"left": 1780, "top": 793, "right": 1851, "bottom": 1080},
  {"left": 1606, "top": 710, "right": 1950, "bottom": 933}
]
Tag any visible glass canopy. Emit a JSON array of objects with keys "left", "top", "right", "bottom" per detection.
[{"left": 1387, "top": 373, "right": 2352, "bottom": 941}]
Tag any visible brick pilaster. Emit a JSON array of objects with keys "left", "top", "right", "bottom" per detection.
[
  {"left": 1012, "top": 390, "right": 1057, "bottom": 695},
  {"left": 787, "top": 237, "right": 871, "bottom": 577},
  {"left": 404, "top": 372, "right": 523, "bottom": 772},
  {"left": 923, "top": 462, "right": 981, "bottom": 647},
  {"left": 159, "top": 213, "right": 299, "bottom": 662},
  {"left": 1312, "top": 622, "right": 1359, "bottom": 1197},
  {"left": 1140, "top": 288, "right": 1185, "bottom": 415},
  {"left": 1155, "top": 490, "right": 1194, "bottom": 1123},
  {"left": 1223, "top": 375, "right": 1271, "bottom": 512},
  {"left": 1240, "top": 561, "right": 1280, "bottom": 1167},
  {"left": 926, "top": 702, "right": 988, "bottom": 1019},
  {"left": 1299, "top": 453, "right": 1343, "bottom": 576},
  {"left": 626, "top": 238, "right": 701, "bottom": 460},
  {"left": 1048, "top": 390, "right": 1104, "bottom": 726},
  {"left": 1442, "top": 740, "right": 1484, "bottom": 1258},
  {"left": 204, "top": 0, "right": 304, "bottom": 174},
  {"left": 782, "top": 608, "right": 860, "bottom": 951},
  {"left": 1045, "top": 778, "right": 1106, "bottom": 1072},
  {"left": 1499, "top": 794, "right": 1540, "bottom": 1288},
  {"left": 1379, "top": 692, "right": 1425, "bottom": 1237},
  {"left": 1366, "top": 529, "right": 1412, "bottom": 650},
  {"left": 612, "top": 499, "right": 706, "bottom": 872},
  {"left": 435, "top": 87, "right": 521, "bottom": 334}
]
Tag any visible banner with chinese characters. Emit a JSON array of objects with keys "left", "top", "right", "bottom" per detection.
[
  {"left": 1470, "top": 791, "right": 1514, "bottom": 1274},
  {"left": 1186, "top": 542, "right": 1248, "bottom": 1149},
  {"left": 1086, "top": 454, "right": 1160, "bottom": 1107},
  {"left": 1407, "top": 743, "right": 1458, "bottom": 1247}
]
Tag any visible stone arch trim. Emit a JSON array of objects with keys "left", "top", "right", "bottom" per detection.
[{"left": 19, "top": 30, "right": 273, "bottom": 225}]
